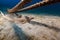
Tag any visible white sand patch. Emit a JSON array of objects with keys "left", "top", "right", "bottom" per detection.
[{"left": 0, "top": 11, "right": 60, "bottom": 40}]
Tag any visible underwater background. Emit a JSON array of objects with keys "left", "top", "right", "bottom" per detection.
[{"left": 0, "top": 0, "right": 60, "bottom": 16}]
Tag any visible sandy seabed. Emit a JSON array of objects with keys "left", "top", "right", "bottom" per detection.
[{"left": 0, "top": 13, "right": 60, "bottom": 40}]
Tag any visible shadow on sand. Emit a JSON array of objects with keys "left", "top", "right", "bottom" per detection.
[
  {"left": 29, "top": 21, "right": 60, "bottom": 32},
  {"left": 10, "top": 21, "right": 60, "bottom": 40},
  {"left": 12, "top": 23, "right": 28, "bottom": 40}
]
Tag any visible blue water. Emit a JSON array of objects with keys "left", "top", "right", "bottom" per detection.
[{"left": 0, "top": 0, "right": 60, "bottom": 16}]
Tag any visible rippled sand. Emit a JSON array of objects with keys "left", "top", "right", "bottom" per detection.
[{"left": 0, "top": 13, "right": 60, "bottom": 40}]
